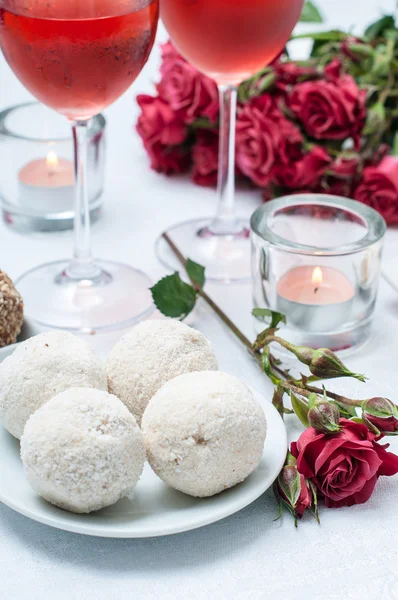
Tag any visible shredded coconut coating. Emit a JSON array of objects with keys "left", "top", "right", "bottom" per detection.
[
  {"left": 105, "top": 319, "right": 218, "bottom": 425},
  {"left": 0, "top": 270, "right": 23, "bottom": 348},
  {"left": 0, "top": 331, "right": 107, "bottom": 439},
  {"left": 142, "top": 371, "right": 267, "bottom": 498},
  {"left": 21, "top": 387, "right": 146, "bottom": 514}
]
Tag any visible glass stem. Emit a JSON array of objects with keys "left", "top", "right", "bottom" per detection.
[
  {"left": 67, "top": 120, "right": 100, "bottom": 280},
  {"left": 210, "top": 84, "right": 242, "bottom": 235}
]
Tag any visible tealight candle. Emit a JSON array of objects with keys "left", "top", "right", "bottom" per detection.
[
  {"left": 276, "top": 265, "right": 355, "bottom": 333},
  {"left": 18, "top": 151, "right": 74, "bottom": 214}
]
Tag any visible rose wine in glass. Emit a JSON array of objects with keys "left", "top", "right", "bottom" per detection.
[
  {"left": 0, "top": 0, "right": 159, "bottom": 331},
  {"left": 157, "top": 0, "right": 304, "bottom": 282}
]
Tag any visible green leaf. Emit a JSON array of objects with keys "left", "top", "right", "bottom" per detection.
[
  {"left": 252, "top": 308, "right": 287, "bottom": 329},
  {"left": 292, "top": 29, "right": 347, "bottom": 42},
  {"left": 290, "top": 392, "right": 310, "bottom": 427},
  {"left": 300, "top": 1, "right": 323, "bottom": 23},
  {"left": 364, "top": 15, "right": 396, "bottom": 41},
  {"left": 186, "top": 258, "right": 205, "bottom": 289},
  {"left": 150, "top": 273, "right": 197, "bottom": 320}
]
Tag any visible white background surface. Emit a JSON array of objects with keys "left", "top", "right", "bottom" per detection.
[{"left": 1, "top": 1, "right": 398, "bottom": 599}]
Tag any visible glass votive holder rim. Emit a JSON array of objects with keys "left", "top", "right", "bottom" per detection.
[
  {"left": 250, "top": 194, "right": 386, "bottom": 256},
  {"left": 0, "top": 101, "right": 106, "bottom": 143}
]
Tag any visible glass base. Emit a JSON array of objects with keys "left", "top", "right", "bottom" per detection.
[
  {"left": 156, "top": 217, "right": 251, "bottom": 283},
  {"left": 15, "top": 259, "right": 154, "bottom": 333},
  {"left": 2, "top": 197, "right": 102, "bottom": 233}
]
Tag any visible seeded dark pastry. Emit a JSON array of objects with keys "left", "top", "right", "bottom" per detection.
[{"left": 0, "top": 270, "right": 24, "bottom": 348}]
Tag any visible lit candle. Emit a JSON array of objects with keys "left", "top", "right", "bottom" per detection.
[
  {"left": 18, "top": 151, "right": 74, "bottom": 214},
  {"left": 276, "top": 266, "right": 355, "bottom": 333}
]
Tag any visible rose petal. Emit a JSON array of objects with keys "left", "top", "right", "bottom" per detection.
[{"left": 325, "top": 475, "right": 378, "bottom": 508}]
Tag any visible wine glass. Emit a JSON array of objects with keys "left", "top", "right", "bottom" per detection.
[
  {"left": 157, "top": 0, "right": 304, "bottom": 282},
  {"left": 0, "top": 0, "right": 159, "bottom": 331}
]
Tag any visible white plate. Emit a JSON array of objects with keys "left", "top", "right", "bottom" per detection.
[
  {"left": 0, "top": 319, "right": 42, "bottom": 361},
  {"left": 0, "top": 387, "right": 286, "bottom": 538}
]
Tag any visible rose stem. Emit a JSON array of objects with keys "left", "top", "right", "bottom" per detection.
[
  {"left": 162, "top": 232, "right": 363, "bottom": 408},
  {"left": 162, "top": 232, "right": 260, "bottom": 364},
  {"left": 278, "top": 381, "right": 362, "bottom": 406}
]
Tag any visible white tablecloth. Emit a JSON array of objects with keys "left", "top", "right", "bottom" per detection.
[{"left": 1, "top": 2, "right": 398, "bottom": 599}]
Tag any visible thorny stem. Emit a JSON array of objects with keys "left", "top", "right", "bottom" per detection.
[
  {"left": 279, "top": 381, "right": 363, "bottom": 407},
  {"left": 162, "top": 232, "right": 366, "bottom": 410},
  {"left": 305, "top": 385, "right": 363, "bottom": 407}
]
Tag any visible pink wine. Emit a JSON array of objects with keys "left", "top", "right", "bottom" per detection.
[
  {"left": 161, "top": 0, "right": 304, "bottom": 85},
  {"left": 0, "top": 0, "right": 158, "bottom": 120}
]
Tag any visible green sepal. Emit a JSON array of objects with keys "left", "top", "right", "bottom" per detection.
[{"left": 290, "top": 391, "right": 310, "bottom": 427}]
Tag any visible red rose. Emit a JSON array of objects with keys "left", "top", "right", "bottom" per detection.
[
  {"left": 158, "top": 43, "right": 219, "bottom": 123},
  {"left": 291, "top": 419, "right": 398, "bottom": 508},
  {"left": 136, "top": 95, "right": 187, "bottom": 146},
  {"left": 289, "top": 59, "right": 366, "bottom": 148},
  {"left": 159, "top": 40, "right": 181, "bottom": 67},
  {"left": 277, "top": 117, "right": 303, "bottom": 165},
  {"left": 235, "top": 95, "right": 284, "bottom": 186},
  {"left": 341, "top": 36, "right": 370, "bottom": 63},
  {"left": 192, "top": 130, "right": 219, "bottom": 187},
  {"left": 329, "top": 154, "right": 360, "bottom": 179},
  {"left": 275, "top": 59, "right": 319, "bottom": 88},
  {"left": 354, "top": 156, "right": 398, "bottom": 225},
  {"left": 317, "top": 176, "right": 354, "bottom": 198},
  {"left": 315, "top": 154, "right": 361, "bottom": 197},
  {"left": 143, "top": 140, "right": 191, "bottom": 175},
  {"left": 274, "top": 146, "right": 332, "bottom": 190}
]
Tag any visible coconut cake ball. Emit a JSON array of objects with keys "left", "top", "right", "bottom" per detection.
[
  {"left": 0, "top": 331, "right": 107, "bottom": 439},
  {"left": 21, "top": 388, "right": 146, "bottom": 514},
  {"left": 142, "top": 371, "right": 267, "bottom": 497},
  {"left": 105, "top": 319, "right": 218, "bottom": 425}
]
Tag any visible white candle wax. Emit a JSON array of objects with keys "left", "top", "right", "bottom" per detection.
[
  {"left": 18, "top": 151, "right": 74, "bottom": 214},
  {"left": 276, "top": 266, "right": 355, "bottom": 333}
]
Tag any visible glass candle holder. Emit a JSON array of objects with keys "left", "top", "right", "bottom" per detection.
[
  {"left": 251, "top": 194, "right": 386, "bottom": 355},
  {"left": 0, "top": 102, "right": 106, "bottom": 233}
]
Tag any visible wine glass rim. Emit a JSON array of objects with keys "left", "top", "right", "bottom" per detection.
[
  {"left": 0, "top": 102, "right": 106, "bottom": 143},
  {"left": 250, "top": 194, "right": 386, "bottom": 256}
]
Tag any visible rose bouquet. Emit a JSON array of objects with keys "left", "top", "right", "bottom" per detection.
[{"left": 136, "top": 14, "right": 398, "bottom": 223}]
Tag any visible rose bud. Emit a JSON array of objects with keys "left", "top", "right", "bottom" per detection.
[
  {"left": 363, "top": 397, "right": 398, "bottom": 434},
  {"left": 274, "top": 452, "right": 314, "bottom": 524},
  {"left": 308, "top": 400, "right": 341, "bottom": 434},
  {"left": 342, "top": 38, "right": 374, "bottom": 62},
  {"left": 292, "top": 346, "right": 366, "bottom": 382}
]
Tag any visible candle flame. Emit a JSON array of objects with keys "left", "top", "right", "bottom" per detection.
[
  {"left": 312, "top": 267, "right": 323, "bottom": 286},
  {"left": 46, "top": 151, "right": 59, "bottom": 171}
]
